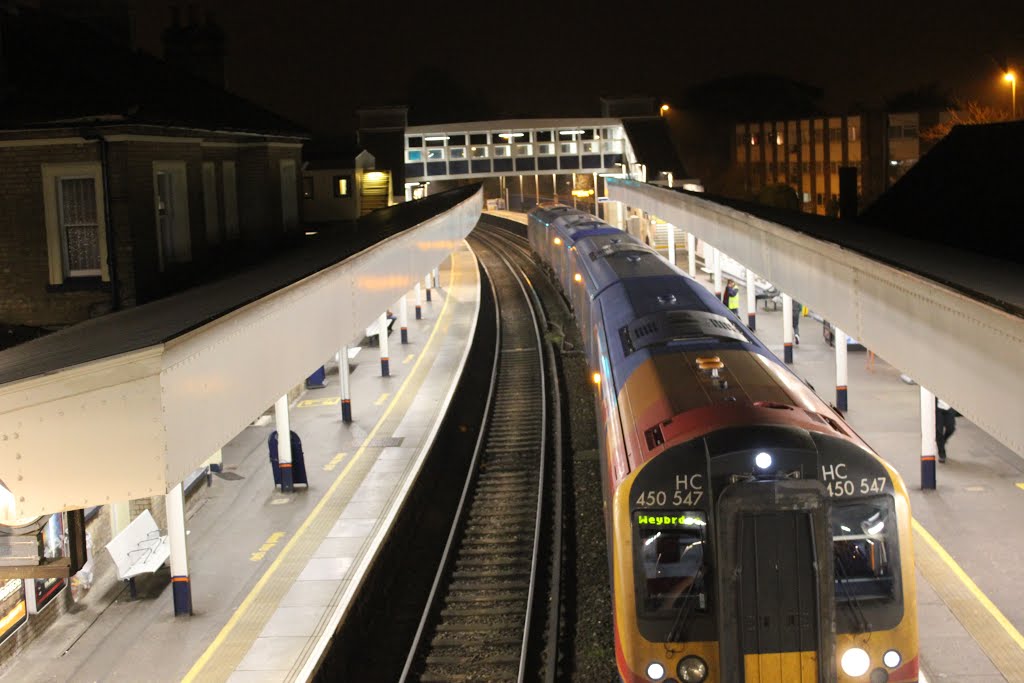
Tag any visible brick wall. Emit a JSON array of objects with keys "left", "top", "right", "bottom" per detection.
[{"left": 0, "top": 143, "right": 113, "bottom": 327}]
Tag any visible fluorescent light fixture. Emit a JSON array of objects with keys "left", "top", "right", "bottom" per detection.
[
  {"left": 559, "top": 129, "right": 585, "bottom": 135},
  {"left": 498, "top": 132, "right": 525, "bottom": 139},
  {"left": 423, "top": 136, "right": 450, "bottom": 142}
]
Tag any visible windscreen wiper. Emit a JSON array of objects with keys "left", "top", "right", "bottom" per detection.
[
  {"left": 833, "top": 550, "right": 870, "bottom": 633},
  {"left": 664, "top": 564, "right": 706, "bottom": 643}
]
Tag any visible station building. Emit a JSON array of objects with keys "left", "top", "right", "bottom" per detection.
[{"left": 0, "top": 4, "right": 309, "bottom": 342}]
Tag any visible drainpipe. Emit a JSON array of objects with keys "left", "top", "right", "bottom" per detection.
[{"left": 85, "top": 130, "right": 120, "bottom": 311}]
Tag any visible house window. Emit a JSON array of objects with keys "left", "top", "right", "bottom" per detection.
[
  {"left": 58, "top": 177, "right": 102, "bottom": 277},
  {"left": 302, "top": 176, "right": 314, "bottom": 199},
  {"left": 42, "top": 163, "right": 109, "bottom": 284},
  {"left": 334, "top": 175, "right": 352, "bottom": 197},
  {"left": 449, "top": 147, "right": 467, "bottom": 160},
  {"left": 279, "top": 159, "right": 298, "bottom": 229},
  {"left": 222, "top": 161, "right": 239, "bottom": 239},
  {"left": 153, "top": 161, "right": 191, "bottom": 270},
  {"left": 202, "top": 162, "right": 220, "bottom": 244}
]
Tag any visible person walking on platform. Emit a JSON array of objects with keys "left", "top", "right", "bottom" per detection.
[
  {"left": 936, "top": 398, "right": 957, "bottom": 463},
  {"left": 722, "top": 279, "right": 740, "bottom": 317},
  {"left": 792, "top": 300, "right": 802, "bottom": 344}
]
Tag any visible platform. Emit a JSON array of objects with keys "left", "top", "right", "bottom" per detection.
[{"left": 0, "top": 242, "right": 480, "bottom": 683}]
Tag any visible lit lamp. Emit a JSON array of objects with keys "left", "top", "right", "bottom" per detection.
[
  {"left": 1004, "top": 70, "right": 1017, "bottom": 119},
  {"left": 660, "top": 104, "right": 670, "bottom": 116}
]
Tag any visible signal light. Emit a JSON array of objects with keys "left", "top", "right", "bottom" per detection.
[{"left": 592, "top": 372, "right": 601, "bottom": 385}]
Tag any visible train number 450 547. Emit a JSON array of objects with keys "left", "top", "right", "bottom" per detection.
[
  {"left": 635, "top": 490, "right": 705, "bottom": 506},
  {"left": 827, "top": 477, "right": 887, "bottom": 497}
]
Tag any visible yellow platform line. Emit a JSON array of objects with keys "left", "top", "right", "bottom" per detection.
[
  {"left": 913, "top": 518, "right": 1024, "bottom": 679},
  {"left": 182, "top": 257, "right": 461, "bottom": 683}
]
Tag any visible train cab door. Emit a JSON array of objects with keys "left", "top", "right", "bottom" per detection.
[{"left": 715, "top": 479, "right": 836, "bottom": 683}]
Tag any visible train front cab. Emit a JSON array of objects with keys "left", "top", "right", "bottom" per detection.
[{"left": 612, "top": 425, "right": 918, "bottom": 683}]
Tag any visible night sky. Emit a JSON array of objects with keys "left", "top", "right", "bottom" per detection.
[{"left": 121, "top": 0, "right": 1024, "bottom": 135}]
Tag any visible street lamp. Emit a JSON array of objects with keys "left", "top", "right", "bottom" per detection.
[
  {"left": 1004, "top": 70, "right": 1017, "bottom": 119},
  {"left": 660, "top": 104, "right": 670, "bottom": 116}
]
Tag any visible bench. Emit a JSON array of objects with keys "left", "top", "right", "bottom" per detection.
[
  {"left": 364, "top": 315, "right": 396, "bottom": 345},
  {"left": 755, "top": 286, "right": 781, "bottom": 311},
  {"left": 105, "top": 509, "right": 170, "bottom": 599}
]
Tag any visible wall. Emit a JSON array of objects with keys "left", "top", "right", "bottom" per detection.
[{"left": 0, "top": 142, "right": 114, "bottom": 326}]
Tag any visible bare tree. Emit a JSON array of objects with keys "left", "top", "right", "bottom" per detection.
[{"left": 921, "top": 100, "right": 1012, "bottom": 141}]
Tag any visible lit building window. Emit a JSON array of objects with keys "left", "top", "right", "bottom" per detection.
[
  {"left": 427, "top": 148, "right": 445, "bottom": 160},
  {"left": 776, "top": 132, "right": 784, "bottom": 145},
  {"left": 406, "top": 149, "right": 423, "bottom": 162},
  {"left": 515, "top": 143, "right": 533, "bottom": 156},
  {"left": 493, "top": 145, "right": 511, "bottom": 157},
  {"left": 559, "top": 142, "right": 578, "bottom": 154},
  {"left": 449, "top": 147, "right": 466, "bottom": 159},
  {"left": 470, "top": 146, "right": 489, "bottom": 158},
  {"left": 334, "top": 176, "right": 351, "bottom": 197}
]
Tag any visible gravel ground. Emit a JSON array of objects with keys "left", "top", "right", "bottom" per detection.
[{"left": 527, "top": 267, "right": 616, "bottom": 682}]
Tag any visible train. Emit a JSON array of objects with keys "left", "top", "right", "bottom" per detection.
[{"left": 526, "top": 205, "right": 918, "bottom": 683}]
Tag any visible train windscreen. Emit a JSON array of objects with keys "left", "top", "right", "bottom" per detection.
[
  {"left": 635, "top": 512, "right": 707, "bottom": 613},
  {"left": 831, "top": 495, "right": 903, "bottom": 632}
]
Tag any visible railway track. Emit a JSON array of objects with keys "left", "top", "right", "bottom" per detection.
[{"left": 401, "top": 227, "right": 559, "bottom": 683}]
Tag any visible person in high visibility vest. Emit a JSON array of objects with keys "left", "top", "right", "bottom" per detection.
[{"left": 722, "top": 279, "right": 740, "bottom": 317}]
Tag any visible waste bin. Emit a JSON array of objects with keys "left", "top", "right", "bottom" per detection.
[
  {"left": 306, "top": 366, "right": 326, "bottom": 389},
  {"left": 268, "top": 430, "right": 308, "bottom": 487}
]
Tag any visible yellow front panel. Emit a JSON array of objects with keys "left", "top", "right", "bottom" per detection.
[{"left": 744, "top": 652, "right": 817, "bottom": 683}]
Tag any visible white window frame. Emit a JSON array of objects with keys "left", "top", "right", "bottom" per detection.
[
  {"left": 279, "top": 159, "right": 298, "bottom": 230},
  {"left": 222, "top": 161, "right": 239, "bottom": 239},
  {"left": 41, "top": 162, "right": 110, "bottom": 285},
  {"left": 152, "top": 161, "right": 192, "bottom": 271},
  {"left": 202, "top": 161, "right": 220, "bottom": 244}
]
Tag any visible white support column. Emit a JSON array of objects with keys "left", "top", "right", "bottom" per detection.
[
  {"left": 687, "top": 232, "right": 696, "bottom": 278},
  {"left": 518, "top": 174, "right": 524, "bottom": 211},
  {"left": 552, "top": 174, "right": 557, "bottom": 202},
  {"left": 572, "top": 173, "right": 578, "bottom": 208},
  {"left": 745, "top": 267, "right": 756, "bottom": 330},
  {"left": 666, "top": 223, "right": 676, "bottom": 266},
  {"left": 424, "top": 272, "right": 432, "bottom": 302},
  {"left": 378, "top": 312, "right": 390, "bottom": 377},
  {"left": 782, "top": 294, "right": 794, "bottom": 364},
  {"left": 339, "top": 345, "right": 352, "bottom": 423},
  {"left": 414, "top": 282, "right": 422, "bottom": 319},
  {"left": 593, "top": 172, "right": 599, "bottom": 218},
  {"left": 535, "top": 174, "right": 540, "bottom": 205},
  {"left": 166, "top": 482, "right": 192, "bottom": 616},
  {"left": 433, "top": 266, "right": 440, "bottom": 292},
  {"left": 274, "top": 394, "right": 293, "bottom": 491},
  {"left": 399, "top": 295, "right": 409, "bottom": 344},
  {"left": 835, "top": 325, "right": 849, "bottom": 412},
  {"left": 713, "top": 248, "right": 722, "bottom": 295},
  {"left": 920, "top": 386, "right": 937, "bottom": 489}
]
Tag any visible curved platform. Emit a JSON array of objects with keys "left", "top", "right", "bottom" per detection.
[{"left": 0, "top": 243, "right": 480, "bottom": 683}]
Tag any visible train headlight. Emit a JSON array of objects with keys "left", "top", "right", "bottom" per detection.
[
  {"left": 676, "top": 655, "right": 708, "bottom": 682},
  {"left": 840, "top": 647, "right": 871, "bottom": 677},
  {"left": 645, "top": 661, "right": 665, "bottom": 680},
  {"left": 754, "top": 452, "right": 772, "bottom": 469},
  {"left": 883, "top": 649, "right": 901, "bottom": 668}
]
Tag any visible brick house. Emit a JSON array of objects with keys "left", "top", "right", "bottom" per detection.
[{"left": 0, "top": 5, "right": 309, "bottom": 337}]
